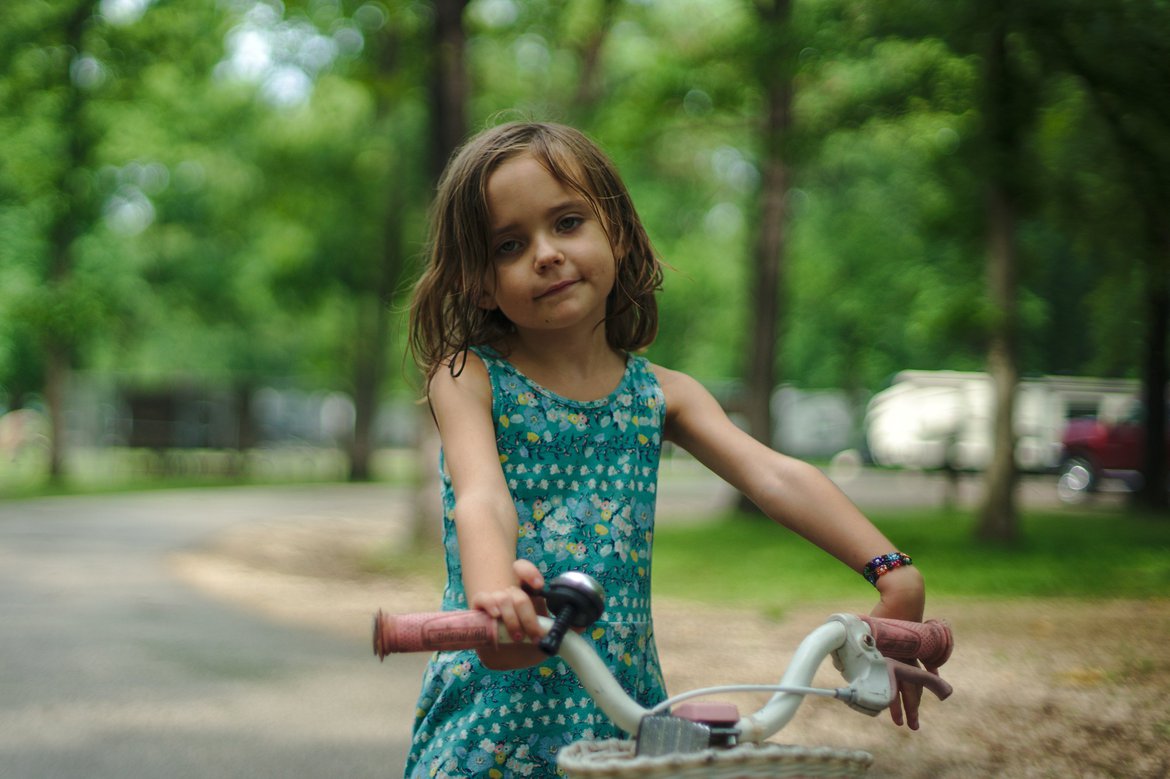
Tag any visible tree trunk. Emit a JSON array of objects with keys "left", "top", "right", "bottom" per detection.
[
  {"left": 744, "top": 124, "right": 789, "bottom": 452},
  {"left": 1137, "top": 227, "right": 1169, "bottom": 511},
  {"left": 739, "top": 0, "right": 793, "bottom": 513},
  {"left": 42, "top": 1, "right": 98, "bottom": 484},
  {"left": 569, "top": 0, "right": 620, "bottom": 120},
  {"left": 348, "top": 114, "right": 407, "bottom": 482},
  {"left": 43, "top": 348, "right": 69, "bottom": 481},
  {"left": 230, "top": 383, "right": 255, "bottom": 478},
  {"left": 348, "top": 292, "right": 388, "bottom": 482},
  {"left": 975, "top": 10, "right": 1021, "bottom": 542},
  {"left": 412, "top": 0, "right": 470, "bottom": 545},
  {"left": 977, "top": 188, "right": 1020, "bottom": 541},
  {"left": 428, "top": 0, "right": 469, "bottom": 178}
]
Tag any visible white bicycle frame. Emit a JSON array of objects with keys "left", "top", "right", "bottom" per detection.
[{"left": 542, "top": 612, "right": 896, "bottom": 743}]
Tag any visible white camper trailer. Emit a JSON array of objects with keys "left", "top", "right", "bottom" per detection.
[{"left": 864, "top": 371, "right": 1140, "bottom": 472}]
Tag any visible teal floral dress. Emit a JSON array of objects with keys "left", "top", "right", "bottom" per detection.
[{"left": 404, "top": 346, "right": 669, "bottom": 779}]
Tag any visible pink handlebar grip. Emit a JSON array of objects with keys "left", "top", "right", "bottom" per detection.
[
  {"left": 859, "top": 616, "right": 953, "bottom": 669},
  {"left": 373, "top": 610, "right": 499, "bottom": 659}
]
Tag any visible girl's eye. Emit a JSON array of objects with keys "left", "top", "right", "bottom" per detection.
[
  {"left": 495, "top": 239, "right": 522, "bottom": 256},
  {"left": 557, "top": 215, "right": 584, "bottom": 232}
]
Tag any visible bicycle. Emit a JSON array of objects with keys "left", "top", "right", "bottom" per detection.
[{"left": 373, "top": 571, "right": 954, "bottom": 778}]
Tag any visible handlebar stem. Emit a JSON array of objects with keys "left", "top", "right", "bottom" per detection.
[{"left": 544, "top": 618, "right": 649, "bottom": 736}]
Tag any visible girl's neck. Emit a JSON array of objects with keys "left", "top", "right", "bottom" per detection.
[{"left": 496, "top": 327, "right": 627, "bottom": 402}]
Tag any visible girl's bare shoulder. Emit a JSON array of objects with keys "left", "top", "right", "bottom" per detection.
[
  {"left": 646, "top": 363, "right": 718, "bottom": 416},
  {"left": 428, "top": 349, "right": 493, "bottom": 409}
]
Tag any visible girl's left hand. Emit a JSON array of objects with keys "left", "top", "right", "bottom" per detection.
[
  {"left": 888, "top": 662, "right": 924, "bottom": 729},
  {"left": 869, "top": 565, "right": 928, "bottom": 729}
]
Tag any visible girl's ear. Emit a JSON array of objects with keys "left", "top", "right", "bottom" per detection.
[
  {"left": 609, "top": 223, "right": 630, "bottom": 266},
  {"left": 476, "top": 288, "right": 498, "bottom": 311},
  {"left": 474, "top": 270, "right": 499, "bottom": 311},
  {"left": 612, "top": 240, "right": 630, "bottom": 274}
]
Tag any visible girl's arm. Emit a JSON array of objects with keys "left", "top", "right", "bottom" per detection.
[
  {"left": 654, "top": 366, "right": 927, "bottom": 726},
  {"left": 427, "top": 354, "right": 549, "bottom": 669}
]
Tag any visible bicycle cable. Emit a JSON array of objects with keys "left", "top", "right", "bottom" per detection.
[{"left": 648, "top": 684, "right": 849, "bottom": 716}]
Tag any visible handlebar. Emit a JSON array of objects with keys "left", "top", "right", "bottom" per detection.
[
  {"left": 373, "top": 606, "right": 954, "bottom": 748},
  {"left": 373, "top": 609, "right": 951, "bottom": 669},
  {"left": 858, "top": 615, "right": 952, "bottom": 669},
  {"left": 374, "top": 571, "right": 953, "bottom": 753},
  {"left": 373, "top": 609, "right": 502, "bottom": 655}
]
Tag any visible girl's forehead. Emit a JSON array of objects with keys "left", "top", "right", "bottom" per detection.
[
  {"left": 486, "top": 153, "right": 589, "bottom": 212},
  {"left": 488, "top": 152, "right": 557, "bottom": 189}
]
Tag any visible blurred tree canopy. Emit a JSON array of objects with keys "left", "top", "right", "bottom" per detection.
[{"left": 1, "top": 0, "right": 1166, "bottom": 503}]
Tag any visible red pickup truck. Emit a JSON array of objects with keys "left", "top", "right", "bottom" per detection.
[{"left": 1057, "top": 406, "right": 1162, "bottom": 502}]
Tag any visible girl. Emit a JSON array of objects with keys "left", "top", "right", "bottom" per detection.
[{"left": 404, "top": 121, "right": 926, "bottom": 779}]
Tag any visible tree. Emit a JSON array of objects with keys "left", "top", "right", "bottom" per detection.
[
  {"left": 429, "top": 0, "right": 471, "bottom": 179},
  {"left": 0, "top": 1, "right": 107, "bottom": 482},
  {"left": 974, "top": 4, "right": 1028, "bottom": 542},
  {"left": 4, "top": 0, "right": 1163, "bottom": 499},
  {"left": 851, "top": 0, "right": 1034, "bottom": 539},
  {"left": 413, "top": 0, "right": 471, "bottom": 547},
  {"left": 742, "top": 0, "right": 795, "bottom": 464},
  {"left": 1022, "top": 0, "right": 1170, "bottom": 511},
  {"left": 210, "top": 0, "right": 433, "bottom": 480},
  {"left": 2, "top": 0, "right": 303, "bottom": 477}
]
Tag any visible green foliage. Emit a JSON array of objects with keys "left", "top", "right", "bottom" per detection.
[{"left": 1, "top": 0, "right": 1166, "bottom": 439}]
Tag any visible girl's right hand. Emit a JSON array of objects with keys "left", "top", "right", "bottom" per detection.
[{"left": 470, "top": 560, "right": 550, "bottom": 670}]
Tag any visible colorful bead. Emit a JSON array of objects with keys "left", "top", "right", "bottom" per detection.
[{"left": 862, "top": 552, "right": 913, "bottom": 586}]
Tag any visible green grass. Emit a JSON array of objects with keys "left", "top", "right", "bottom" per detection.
[
  {"left": 358, "top": 505, "right": 1170, "bottom": 610},
  {"left": 651, "top": 508, "right": 1170, "bottom": 607}
]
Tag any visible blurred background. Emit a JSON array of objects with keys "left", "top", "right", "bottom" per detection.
[
  {"left": 2, "top": 0, "right": 1168, "bottom": 528},
  {"left": 2, "top": 8, "right": 1169, "bottom": 776}
]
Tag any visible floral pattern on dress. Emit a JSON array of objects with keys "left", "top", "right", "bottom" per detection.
[{"left": 403, "top": 347, "right": 668, "bottom": 779}]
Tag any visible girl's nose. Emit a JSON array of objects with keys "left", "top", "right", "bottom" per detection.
[{"left": 532, "top": 235, "right": 564, "bottom": 270}]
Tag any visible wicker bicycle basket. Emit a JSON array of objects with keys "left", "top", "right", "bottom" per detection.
[{"left": 558, "top": 739, "right": 873, "bottom": 779}]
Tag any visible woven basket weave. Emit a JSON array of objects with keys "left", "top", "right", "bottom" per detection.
[{"left": 558, "top": 739, "right": 873, "bottom": 779}]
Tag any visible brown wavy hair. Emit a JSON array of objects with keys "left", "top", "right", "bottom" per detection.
[{"left": 409, "top": 122, "right": 664, "bottom": 382}]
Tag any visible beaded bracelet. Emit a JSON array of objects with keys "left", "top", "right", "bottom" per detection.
[{"left": 862, "top": 552, "right": 913, "bottom": 586}]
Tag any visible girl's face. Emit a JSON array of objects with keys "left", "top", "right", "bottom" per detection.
[{"left": 479, "top": 152, "right": 617, "bottom": 340}]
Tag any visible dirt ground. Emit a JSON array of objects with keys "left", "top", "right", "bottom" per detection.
[{"left": 172, "top": 516, "right": 1170, "bottom": 779}]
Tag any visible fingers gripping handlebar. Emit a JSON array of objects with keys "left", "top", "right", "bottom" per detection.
[
  {"left": 373, "top": 572, "right": 606, "bottom": 657},
  {"left": 891, "top": 659, "right": 953, "bottom": 702},
  {"left": 819, "top": 613, "right": 952, "bottom": 727},
  {"left": 858, "top": 615, "right": 953, "bottom": 670},
  {"left": 857, "top": 615, "right": 954, "bottom": 705},
  {"left": 372, "top": 609, "right": 954, "bottom": 672}
]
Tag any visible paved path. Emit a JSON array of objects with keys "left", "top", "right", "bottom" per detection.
[
  {"left": 0, "top": 467, "right": 1087, "bottom": 779},
  {"left": 0, "top": 485, "right": 426, "bottom": 779}
]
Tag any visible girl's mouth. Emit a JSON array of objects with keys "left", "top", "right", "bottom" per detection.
[{"left": 536, "top": 279, "right": 577, "bottom": 299}]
